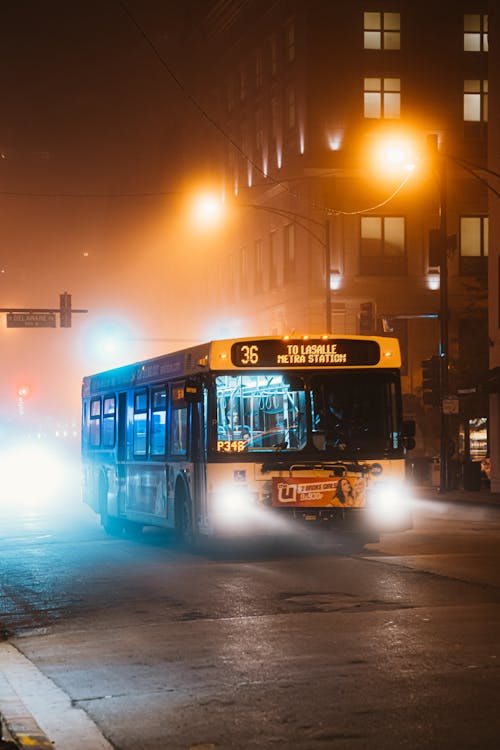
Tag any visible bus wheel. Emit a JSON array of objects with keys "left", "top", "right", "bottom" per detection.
[
  {"left": 124, "top": 520, "right": 143, "bottom": 537},
  {"left": 99, "top": 479, "right": 123, "bottom": 537}
]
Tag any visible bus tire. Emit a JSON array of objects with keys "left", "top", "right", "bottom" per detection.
[
  {"left": 99, "top": 475, "right": 123, "bottom": 537},
  {"left": 175, "top": 483, "right": 196, "bottom": 550}
]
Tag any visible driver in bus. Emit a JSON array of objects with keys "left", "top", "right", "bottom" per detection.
[{"left": 316, "top": 393, "right": 347, "bottom": 449}]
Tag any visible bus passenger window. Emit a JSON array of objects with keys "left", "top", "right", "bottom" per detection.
[
  {"left": 170, "top": 407, "right": 187, "bottom": 455},
  {"left": 133, "top": 390, "right": 148, "bottom": 456},
  {"left": 151, "top": 388, "right": 167, "bottom": 456},
  {"left": 90, "top": 398, "right": 101, "bottom": 447},
  {"left": 102, "top": 396, "right": 116, "bottom": 448}
]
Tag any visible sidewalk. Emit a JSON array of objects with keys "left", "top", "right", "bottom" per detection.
[{"left": 411, "top": 483, "right": 500, "bottom": 506}]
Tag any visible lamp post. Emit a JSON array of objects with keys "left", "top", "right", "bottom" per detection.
[{"left": 428, "top": 134, "right": 450, "bottom": 492}]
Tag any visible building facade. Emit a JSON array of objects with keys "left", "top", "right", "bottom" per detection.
[{"left": 183, "top": 0, "right": 492, "bottom": 472}]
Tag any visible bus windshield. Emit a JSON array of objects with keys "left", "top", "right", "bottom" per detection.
[
  {"left": 310, "top": 371, "right": 400, "bottom": 454},
  {"left": 214, "top": 370, "right": 401, "bottom": 456},
  {"left": 215, "top": 373, "right": 308, "bottom": 452}
]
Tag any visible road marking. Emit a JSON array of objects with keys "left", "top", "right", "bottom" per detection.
[{"left": 0, "top": 643, "right": 114, "bottom": 750}]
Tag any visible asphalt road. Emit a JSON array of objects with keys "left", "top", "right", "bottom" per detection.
[{"left": 1, "top": 473, "right": 500, "bottom": 750}]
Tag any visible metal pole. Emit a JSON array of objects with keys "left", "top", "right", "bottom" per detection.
[
  {"left": 439, "top": 149, "right": 449, "bottom": 493},
  {"left": 325, "top": 218, "right": 332, "bottom": 334}
]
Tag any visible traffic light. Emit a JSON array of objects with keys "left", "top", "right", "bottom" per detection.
[
  {"left": 359, "top": 301, "right": 376, "bottom": 335},
  {"left": 59, "top": 292, "right": 72, "bottom": 328},
  {"left": 422, "top": 355, "right": 440, "bottom": 406}
]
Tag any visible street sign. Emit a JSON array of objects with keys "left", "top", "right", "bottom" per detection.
[{"left": 6, "top": 312, "right": 56, "bottom": 328}]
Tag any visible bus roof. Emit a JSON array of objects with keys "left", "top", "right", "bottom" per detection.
[{"left": 82, "top": 335, "right": 401, "bottom": 396}]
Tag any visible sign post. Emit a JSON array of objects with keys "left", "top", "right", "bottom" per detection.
[{"left": 0, "top": 293, "right": 87, "bottom": 328}]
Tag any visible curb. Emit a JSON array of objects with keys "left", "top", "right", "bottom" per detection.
[{"left": 0, "top": 671, "right": 53, "bottom": 750}]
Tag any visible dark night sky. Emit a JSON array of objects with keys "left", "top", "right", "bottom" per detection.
[
  {"left": 0, "top": 1, "right": 198, "bottom": 189},
  {"left": 0, "top": 1, "right": 214, "bottom": 427}
]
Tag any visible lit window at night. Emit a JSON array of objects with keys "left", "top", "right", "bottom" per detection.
[
  {"left": 360, "top": 216, "right": 406, "bottom": 274},
  {"left": 464, "top": 79, "right": 488, "bottom": 122},
  {"left": 363, "top": 12, "right": 400, "bottom": 50},
  {"left": 364, "top": 77, "right": 400, "bottom": 118},
  {"left": 460, "top": 216, "right": 488, "bottom": 257},
  {"left": 464, "top": 14, "right": 488, "bottom": 52}
]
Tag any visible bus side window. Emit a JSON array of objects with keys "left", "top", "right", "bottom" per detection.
[
  {"left": 170, "top": 384, "right": 187, "bottom": 456},
  {"left": 90, "top": 398, "right": 101, "bottom": 447},
  {"left": 82, "top": 401, "right": 89, "bottom": 448},
  {"left": 151, "top": 387, "right": 167, "bottom": 456},
  {"left": 133, "top": 389, "right": 148, "bottom": 457},
  {"left": 102, "top": 395, "right": 116, "bottom": 448}
]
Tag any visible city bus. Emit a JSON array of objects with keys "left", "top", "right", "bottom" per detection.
[{"left": 81, "top": 335, "right": 415, "bottom": 550}]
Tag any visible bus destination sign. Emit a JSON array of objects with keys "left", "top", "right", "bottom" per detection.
[{"left": 231, "top": 339, "right": 380, "bottom": 368}]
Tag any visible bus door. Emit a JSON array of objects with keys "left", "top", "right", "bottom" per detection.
[
  {"left": 186, "top": 381, "right": 207, "bottom": 526},
  {"left": 117, "top": 391, "right": 127, "bottom": 515}
]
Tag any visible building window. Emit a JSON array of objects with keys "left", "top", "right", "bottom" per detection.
[
  {"left": 363, "top": 12, "right": 400, "bottom": 50},
  {"left": 284, "top": 223, "right": 296, "bottom": 282},
  {"left": 464, "top": 79, "right": 488, "bottom": 122},
  {"left": 360, "top": 216, "right": 406, "bottom": 274},
  {"left": 460, "top": 216, "right": 488, "bottom": 274},
  {"left": 364, "top": 77, "right": 400, "bottom": 118},
  {"left": 464, "top": 14, "right": 488, "bottom": 52}
]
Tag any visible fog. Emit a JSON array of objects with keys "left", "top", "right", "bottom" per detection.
[{"left": 0, "top": 1, "right": 222, "bottom": 436}]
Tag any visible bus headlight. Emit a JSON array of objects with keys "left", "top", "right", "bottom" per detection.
[
  {"left": 367, "top": 480, "right": 412, "bottom": 529},
  {"left": 215, "top": 484, "right": 255, "bottom": 518}
]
